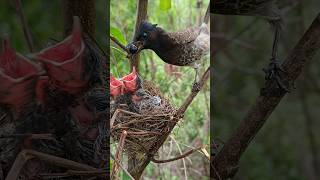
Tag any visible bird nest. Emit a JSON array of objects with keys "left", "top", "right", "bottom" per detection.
[{"left": 111, "top": 80, "right": 178, "bottom": 156}]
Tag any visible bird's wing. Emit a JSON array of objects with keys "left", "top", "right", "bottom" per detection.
[{"left": 167, "top": 26, "right": 201, "bottom": 44}]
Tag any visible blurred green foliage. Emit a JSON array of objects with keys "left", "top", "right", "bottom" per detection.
[
  {"left": 111, "top": 0, "right": 210, "bottom": 179},
  {"left": 213, "top": 0, "right": 320, "bottom": 179},
  {"left": 0, "top": 0, "right": 107, "bottom": 53}
]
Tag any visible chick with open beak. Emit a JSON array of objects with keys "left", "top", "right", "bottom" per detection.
[
  {"left": 0, "top": 37, "right": 43, "bottom": 116},
  {"left": 33, "top": 16, "right": 87, "bottom": 96}
]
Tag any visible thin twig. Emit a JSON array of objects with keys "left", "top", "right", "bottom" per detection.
[
  {"left": 130, "top": 0, "right": 148, "bottom": 71},
  {"left": 151, "top": 145, "right": 204, "bottom": 164},
  {"left": 110, "top": 154, "right": 135, "bottom": 180},
  {"left": 175, "top": 66, "right": 210, "bottom": 117},
  {"left": 14, "top": 0, "right": 34, "bottom": 52},
  {"left": 110, "top": 36, "right": 129, "bottom": 53},
  {"left": 211, "top": 18, "right": 259, "bottom": 57},
  {"left": 0, "top": 133, "right": 55, "bottom": 140},
  {"left": 126, "top": 131, "right": 162, "bottom": 136},
  {"left": 40, "top": 170, "right": 108, "bottom": 178},
  {"left": 203, "top": 1, "right": 210, "bottom": 24},
  {"left": 111, "top": 130, "right": 127, "bottom": 179},
  {"left": 171, "top": 135, "right": 187, "bottom": 180},
  {"left": 6, "top": 149, "right": 99, "bottom": 180}
]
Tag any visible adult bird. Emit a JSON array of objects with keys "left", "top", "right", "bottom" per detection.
[
  {"left": 211, "top": 0, "right": 289, "bottom": 92},
  {"left": 126, "top": 21, "right": 210, "bottom": 91}
]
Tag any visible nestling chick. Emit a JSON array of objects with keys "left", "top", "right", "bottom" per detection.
[
  {"left": 126, "top": 22, "right": 210, "bottom": 90},
  {"left": 131, "top": 88, "right": 162, "bottom": 114},
  {"left": 110, "top": 67, "right": 142, "bottom": 114},
  {"left": 33, "top": 16, "right": 90, "bottom": 96},
  {"left": 0, "top": 37, "right": 43, "bottom": 117}
]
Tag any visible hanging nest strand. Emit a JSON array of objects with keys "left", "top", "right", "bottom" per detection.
[{"left": 111, "top": 80, "right": 178, "bottom": 157}]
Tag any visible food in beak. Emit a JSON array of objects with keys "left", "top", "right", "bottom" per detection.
[{"left": 126, "top": 41, "right": 144, "bottom": 55}]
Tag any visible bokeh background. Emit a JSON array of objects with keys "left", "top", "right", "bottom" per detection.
[
  {"left": 0, "top": 1, "right": 107, "bottom": 53},
  {"left": 110, "top": 0, "right": 210, "bottom": 179},
  {"left": 213, "top": 0, "right": 320, "bottom": 179}
]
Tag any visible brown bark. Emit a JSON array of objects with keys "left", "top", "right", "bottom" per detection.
[
  {"left": 212, "top": 13, "right": 320, "bottom": 179},
  {"left": 130, "top": 0, "right": 148, "bottom": 72},
  {"left": 62, "top": 0, "right": 96, "bottom": 36},
  {"left": 127, "top": 0, "right": 148, "bottom": 175}
]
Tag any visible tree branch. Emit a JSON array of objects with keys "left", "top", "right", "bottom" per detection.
[
  {"left": 111, "top": 130, "right": 127, "bottom": 179},
  {"left": 212, "top": 12, "right": 320, "bottom": 179},
  {"left": 129, "top": 66, "right": 210, "bottom": 179},
  {"left": 151, "top": 146, "right": 204, "bottom": 163},
  {"left": 203, "top": 1, "right": 210, "bottom": 24},
  {"left": 131, "top": 0, "right": 148, "bottom": 72},
  {"left": 110, "top": 36, "right": 129, "bottom": 53},
  {"left": 176, "top": 67, "right": 210, "bottom": 116},
  {"left": 62, "top": 0, "right": 96, "bottom": 36}
]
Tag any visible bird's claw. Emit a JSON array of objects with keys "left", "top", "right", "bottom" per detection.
[
  {"left": 263, "top": 60, "right": 290, "bottom": 93},
  {"left": 192, "top": 82, "right": 201, "bottom": 92}
]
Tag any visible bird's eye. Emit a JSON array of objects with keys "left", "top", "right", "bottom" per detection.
[{"left": 142, "top": 32, "right": 147, "bottom": 38}]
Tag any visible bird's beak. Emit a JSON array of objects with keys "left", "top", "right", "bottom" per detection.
[
  {"left": 0, "top": 36, "right": 43, "bottom": 114},
  {"left": 122, "top": 66, "right": 138, "bottom": 93},
  {"left": 126, "top": 41, "right": 144, "bottom": 56},
  {"left": 33, "top": 16, "right": 87, "bottom": 95},
  {"left": 110, "top": 74, "right": 124, "bottom": 98}
]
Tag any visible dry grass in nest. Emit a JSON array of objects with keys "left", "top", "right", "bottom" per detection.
[{"left": 111, "top": 80, "right": 178, "bottom": 156}]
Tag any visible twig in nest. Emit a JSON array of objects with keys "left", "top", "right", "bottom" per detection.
[
  {"left": 111, "top": 130, "right": 127, "bottom": 179},
  {"left": 151, "top": 146, "right": 204, "bottom": 163},
  {"left": 0, "top": 112, "right": 8, "bottom": 126},
  {"left": 6, "top": 149, "right": 99, "bottom": 180},
  {"left": 126, "top": 131, "right": 162, "bottom": 136},
  {"left": 110, "top": 36, "right": 129, "bottom": 53},
  {"left": 14, "top": 0, "right": 34, "bottom": 52},
  {"left": 40, "top": 170, "right": 108, "bottom": 178},
  {"left": 125, "top": 66, "right": 210, "bottom": 179},
  {"left": 0, "top": 133, "right": 55, "bottom": 140},
  {"left": 111, "top": 154, "right": 135, "bottom": 180}
]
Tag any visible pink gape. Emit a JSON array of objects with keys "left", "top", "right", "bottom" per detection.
[
  {"left": 110, "top": 67, "right": 139, "bottom": 98},
  {"left": 33, "top": 16, "right": 96, "bottom": 132},
  {"left": 0, "top": 37, "right": 42, "bottom": 115},
  {"left": 110, "top": 74, "right": 123, "bottom": 97},
  {"left": 33, "top": 16, "right": 87, "bottom": 96}
]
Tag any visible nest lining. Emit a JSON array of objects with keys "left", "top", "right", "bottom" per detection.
[{"left": 111, "top": 80, "right": 178, "bottom": 156}]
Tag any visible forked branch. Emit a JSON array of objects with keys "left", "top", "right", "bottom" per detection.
[{"left": 212, "top": 12, "right": 320, "bottom": 179}]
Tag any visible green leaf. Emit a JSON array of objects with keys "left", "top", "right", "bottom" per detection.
[
  {"left": 160, "top": 0, "right": 171, "bottom": 11},
  {"left": 110, "top": 26, "right": 127, "bottom": 45}
]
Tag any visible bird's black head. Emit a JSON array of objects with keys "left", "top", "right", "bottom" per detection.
[{"left": 126, "top": 21, "right": 159, "bottom": 55}]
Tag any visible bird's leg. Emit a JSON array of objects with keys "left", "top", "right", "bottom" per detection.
[
  {"left": 263, "top": 23, "right": 290, "bottom": 92},
  {"left": 192, "top": 63, "right": 201, "bottom": 92}
]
